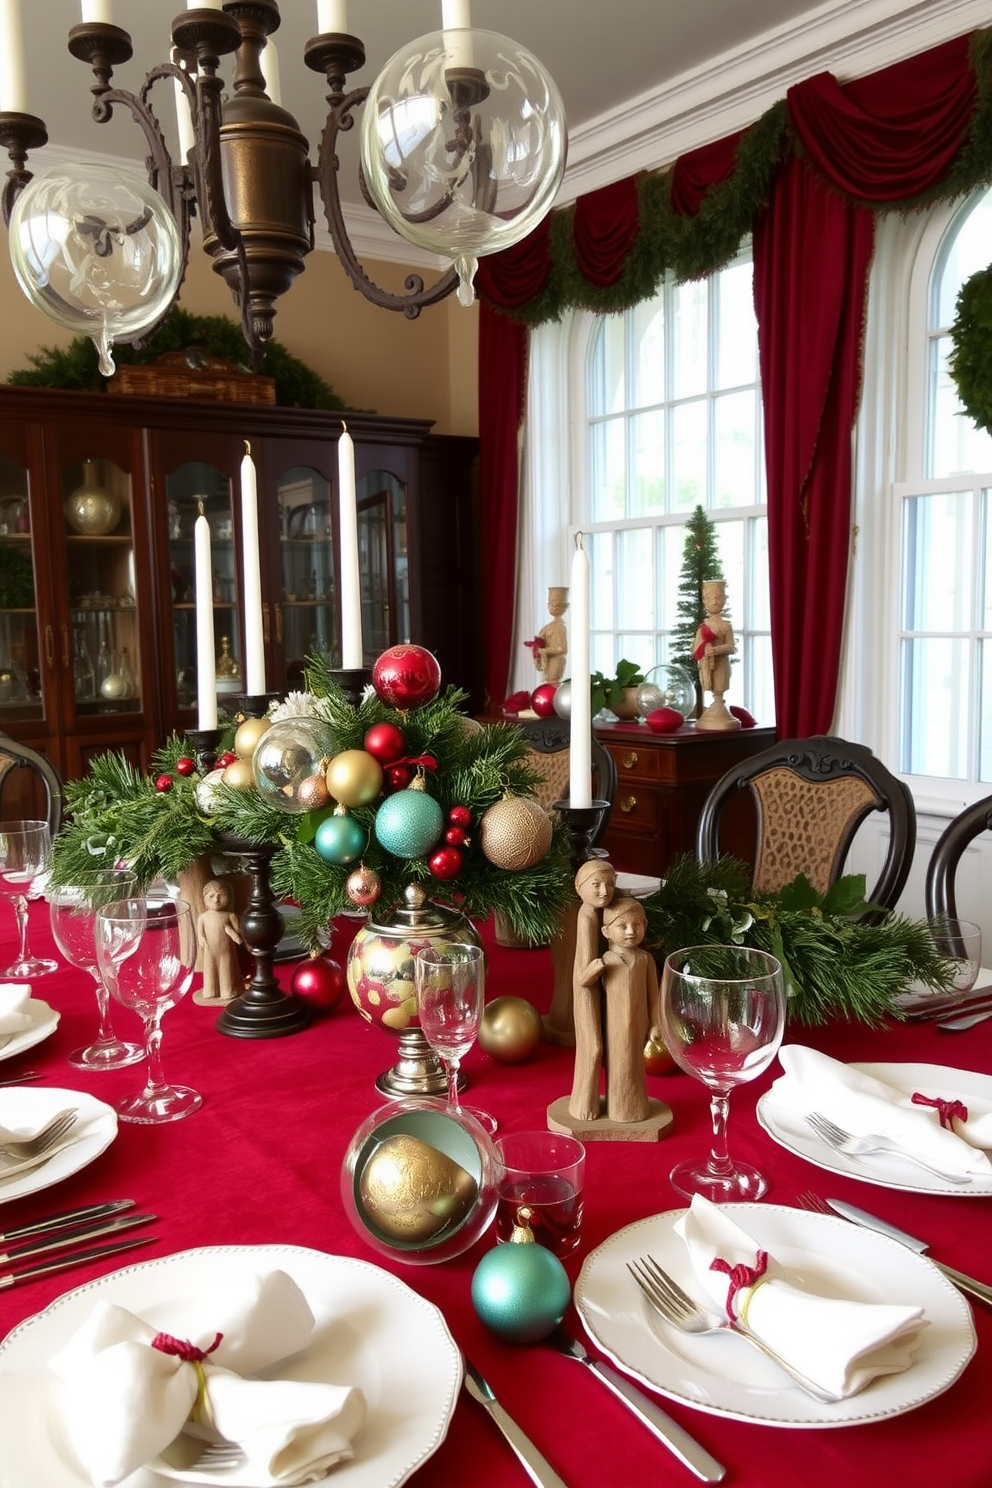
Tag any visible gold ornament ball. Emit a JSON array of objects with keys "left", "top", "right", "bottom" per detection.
[
  {"left": 359, "top": 1133, "right": 478, "bottom": 1244},
  {"left": 234, "top": 716, "right": 272, "bottom": 759},
  {"left": 326, "top": 748, "right": 384, "bottom": 808},
  {"left": 479, "top": 996, "right": 543, "bottom": 1063},
  {"left": 479, "top": 796, "right": 553, "bottom": 870},
  {"left": 296, "top": 773, "right": 331, "bottom": 811},
  {"left": 221, "top": 757, "right": 255, "bottom": 790}
]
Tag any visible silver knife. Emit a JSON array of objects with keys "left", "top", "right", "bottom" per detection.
[
  {"left": 463, "top": 1359, "right": 571, "bottom": 1488},
  {"left": 546, "top": 1327, "right": 724, "bottom": 1482},
  {"left": 826, "top": 1198, "right": 992, "bottom": 1309},
  {"left": 0, "top": 1211, "right": 155, "bottom": 1267},
  {"left": 901, "top": 985, "right": 992, "bottom": 1021},
  {"left": 0, "top": 1198, "right": 136, "bottom": 1246},
  {"left": 0, "top": 1235, "right": 156, "bottom": 1289}
]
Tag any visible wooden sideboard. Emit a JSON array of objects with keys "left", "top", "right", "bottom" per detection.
[{"left": 595, "top": 722, "right": 776, "bottom": 878}]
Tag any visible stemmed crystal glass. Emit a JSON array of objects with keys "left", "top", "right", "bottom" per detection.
[
  {"left": 95, "top": 896, "right": 201, "bottom": 1124},
  {"left": 928, "top": 916, "right": 982, "bottom": 992},
  {"left": 49, "top": 869, "right": 145, "bottom": 1069},
  {"left": 414, "top": 943, "right": 496, "bottom": 1134},
  {"left": 660, "top": 944, "right": 787, "bottom": 1201},
  {"left": 0, "top": 819, "right": 58, "bottom": 977}
]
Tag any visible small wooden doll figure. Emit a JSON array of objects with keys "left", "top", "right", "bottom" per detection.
[
  {"left": 567, "top": 858, "right": 617, "bottom": 1119},
  {"left": 194, "top": 877, "right": 244, "bottom": 1004},
  {"left": 527, "top": 587, "right": 570, "bottom": 684},
  {"left": 694, "top": 579, "right": 739, "bottom": 730},
  {"left": 583, "top": 896, "right": 663, "bottom": 1124}
]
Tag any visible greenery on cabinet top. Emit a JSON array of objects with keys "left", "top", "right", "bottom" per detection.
[{"left": 6, "top": 309, "right": 348, "bottom": 412}]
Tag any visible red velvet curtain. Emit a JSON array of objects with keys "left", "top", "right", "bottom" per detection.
[{"left": 476, "top": 30, "right": 983, "bottom": 733}]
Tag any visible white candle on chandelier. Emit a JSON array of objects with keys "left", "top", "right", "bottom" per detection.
[
  {"left": 172, "top": 48, "right": 195, "bottom": 160},
  {"left": 441, "top": 0, "right": 473, "bottom": 68},
  {"left": 261, "top": 36, "right": 281, "bottom": 106},
  {"left": 338, "top": 423, "right": 363, "bottom": 670},
  {"left": 0, "top": 0, "right": 27, "bottom": 114},
  {"left": 569, "top": 532, "right": 592, "bottom": 809},
  {"left": 81, "top": 0, "right": 113, "bottom": 21},
  {"left": 194, "top": 503, "right": 217, "bottom": 731},
  {"left": 317, "top": 0, "right": 348, "bottom": 34},
  {"left": 240, "top": 442, "right": 266, "bottom": 695}
]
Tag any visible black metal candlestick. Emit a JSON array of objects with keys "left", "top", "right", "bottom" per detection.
[
  {"left": 330, "top": 668, "right": 370, "bottom": 708},
  {"left": 186, "top": 728, "right": 224, "bottom": 775},
  {"left": 215, "top": 837, "right": 310, "bottom": 1039}
]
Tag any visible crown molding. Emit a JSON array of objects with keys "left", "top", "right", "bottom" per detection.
[{"left": 560, "top": 0, "right": 991, "bottom": 203}]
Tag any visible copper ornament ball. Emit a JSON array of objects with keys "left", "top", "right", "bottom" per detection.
[
  {"left": 479, "top": 995, "right": 543, "bottom": 1063},
  {"left": 296, "top": 773, "right": 330, "bottom": 811},
  {"left": 346, "top": 865, "right": 382, "bottom": 907}
]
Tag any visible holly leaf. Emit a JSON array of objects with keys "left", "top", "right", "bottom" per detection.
[
  {"left": 821, "top": 873, "right": 873, "bottom": 918},
  {"left": 774, "top": 873, "right": 821, "bottom": 912}
]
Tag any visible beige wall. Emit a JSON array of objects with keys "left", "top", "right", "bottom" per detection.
[{"left": 0, "top": 237, "right": 479, "bottom": 437}]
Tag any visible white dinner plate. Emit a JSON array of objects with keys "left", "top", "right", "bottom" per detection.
[
  {"left": 0, "top": 997, "right": 59, "bottom": 1062},
  {"left": 756, "top": 1061, "right": 992, "bottom": 1196},
  {"left": 0, "top": 1245, "right": 462, "bottom": 1488},
  {"left": 0, "top": 1086, "right": 116, "bottom": 1205},
  {"left": 575, "top": 1204, "right": 975, "bottom": 1428}
]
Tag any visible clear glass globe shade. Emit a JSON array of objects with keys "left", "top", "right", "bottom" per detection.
[
  {"left": 636, "top": 664, "right": 697, "bottom": 720},
  {"left": 361, "top": 29, "right": 567, "bottom": 305},
  {"left": 8, "top": 163, "right": 182, "bottom": 377}
]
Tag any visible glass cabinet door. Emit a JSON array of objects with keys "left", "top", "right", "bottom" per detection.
[
  {"left": 164, "top": 462, "right": 241, "bottom": 714},
  {"left": 358, "top": 470, "right": 409, "bottom": 660},
  {"left": 61, "top": 457, "right": 141, "bottom": 720},
  {"left": 0, "top": 456, "right": 42, "bottom": 721},
  {"left": 277, "top": 466, "right": 337, "bottom": 682}
]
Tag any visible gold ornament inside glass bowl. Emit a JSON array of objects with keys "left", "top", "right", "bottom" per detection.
[
  {"left": 342, "top": 1096, "right": 497, "bottom": 1264},
  {"left": 64, "top": 460, "right": 122, "bottom": 536}
]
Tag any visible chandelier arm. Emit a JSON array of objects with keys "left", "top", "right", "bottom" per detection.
[
  {"left": 0, "top": 113, "right": 48, "bottom": 227},
  {"left": 315, "top": 87, "right": 458, "bottom": 317},
  {"left": 193, "top": 72, "right": 240, "bottom": 255}
]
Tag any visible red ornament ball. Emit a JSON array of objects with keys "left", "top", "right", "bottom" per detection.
[
  {"left": 531, "top": 683, "right": 558, "bottom": 718},
  {"left": 448, "top": 805, "right": 472, "bottom": 828},
  {"left": 175, "top": 757, "right": 195, "bottom": 777},
  {"left": 155, "top": 773, "right": 173, "bottom": 792},
  {"left": 218, "top": 751, "right": 237, "bottom": 767},
  {"left": 292, "top": 953, "right": 345, "bottom": 1015},
  {"left": 371, "top": 644, "right": 441, "bottom": 710},
  {"left": 444, "top": 826, "right": 467, "bottom": 847},
  {"left": 364, "top": 722, "right": 407, "bottom": 765},
  {"left": 730, "top": 705, "right": 758, "bottom": 728},
  {"left": 429, "top": 845, "right": 464, "bottom": 880},
  {"left": 384, "top": 763, "right": 413, "bottom": 793},
  {"left": 646, "top": 707, "right": 684, "bottom": 734}
]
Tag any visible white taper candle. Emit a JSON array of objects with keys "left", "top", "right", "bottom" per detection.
[
  {"left": 261, "top": 36, "right": 281, "bottom": 106},
  {"left": 240, "top": 442, "right": 266, "bottom": 695},
  {"left": 338, "top": 423, "right": 363, "bottom": 670},
  {"left": 194, "top": 505, "right": 217, "bottom": 731},
  {"left": 317, "top": 0, "right": 348, "bottom": 33},
  {"left": 81, "top": 0, "right": 113, "bottom": 21},
  {"left": 172, "top": 49, "right": 195, "bottom": 160},
  {"left": 0, "top": 0, "right": 26, "bottom": 114},
  {"left": 569, "top": 532, "right": 592, "bottom": 809}
]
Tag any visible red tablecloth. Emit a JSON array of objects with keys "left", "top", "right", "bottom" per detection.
[{"left": 1, "top": 911, "right": 990, "bottom": 1488}]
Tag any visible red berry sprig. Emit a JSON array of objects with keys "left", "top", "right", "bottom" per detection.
[
  {"left": 175, "top": 757, "right": 195, "bottom": 777},
  {"left": 155, "top": 773, "right": 173, "bottom": 793}
]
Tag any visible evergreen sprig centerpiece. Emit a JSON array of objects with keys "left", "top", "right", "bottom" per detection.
[{"left": 50, "top": 649, "right": 576, "bottom": 950}]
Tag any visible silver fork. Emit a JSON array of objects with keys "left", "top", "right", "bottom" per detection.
[
  {"left": 627, "top": 1254, "right": 843, "bottom": 1404},
  {"left": 190, "top": 1442, "right": 245, "bottom": 1471},
  {"left": 804, "top": 1111, "right": 971, "bottom": 1184},
  {"left": 0, "top": 1109, "right": 77, "bottom": 1163}
]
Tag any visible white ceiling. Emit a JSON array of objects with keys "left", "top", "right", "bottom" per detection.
[{"left": 15, "top": 0, "right": 988, "bottom": 257}]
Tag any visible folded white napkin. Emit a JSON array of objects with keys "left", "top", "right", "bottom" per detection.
[
  {"left": 47, "top": 1269, "right": 366, "bottom": 1488},
  {"left": 0, "top": 982, "right": 32, "bottom": 1036},
  {"left": 674, "top": 1195, "right": 927, "bottom": 1398},
  {"left": 0, "top": 1107, "right": 90, "bottom": 1180},
  {"left": 771, "top": 1044, "right": 992, "bottom": 1177}
]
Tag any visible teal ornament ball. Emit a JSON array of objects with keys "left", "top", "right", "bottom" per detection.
[
  {"left": 471, "top": 1233, "right": 571, "bottom": 1343},
  {"left": 374, "top": 787, "right": 444, "bottom": 859},
  {"left": 314, "top": 811, "right": 368, "bottom": 865}
]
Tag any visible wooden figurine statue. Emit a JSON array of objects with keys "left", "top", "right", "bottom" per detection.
[
  {"left": 527, "top": 586, "right": 570, "bottom": 684},
  {"left": 567, "top": 860, "right": 617, "bottom": 1115},
  {"left": 694, "top": 579, "right": 739, "bottom": 730},
  {"left": 193, "top": 877, "right": 244, "bottom": 1004},
  {"left": 544, "top": 856, "right": 615, "bottom": 1046}
]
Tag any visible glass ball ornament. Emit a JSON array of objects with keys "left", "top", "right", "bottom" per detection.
[
  {"left": 342, "top": 1096, "right": 497, "bottom": 1264},
  {"left": 552, "top": 680, "right": 571, "bottom": 719},
  {"left": 8, "top": 163, "right": 182, "bottom": 377},
  {"left": 252, "top": 717, "right": 337, "bottom": 813},
  {"left": 635, "top": 663, "right": 696, "bottom": 721},
  {"left": 361, "top": 30, "right": 566, "bottom": 307}
]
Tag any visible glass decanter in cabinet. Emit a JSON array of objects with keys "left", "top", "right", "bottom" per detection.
[
  {"left": 0, "top": 456, "right": 42, "bottom": 722},
  {"left": 277, "top": 465, "right": 338, "bottom": 683},
  {"left": 61, "top": 457, "right": 142, "bottom": 718},
  {"left": 164, "top": 462, "right": 242, "bottom": 714}
]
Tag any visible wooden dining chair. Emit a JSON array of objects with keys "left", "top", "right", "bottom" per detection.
[
  {"left": 924, "top": 794, "right": 992, "bottom": 921},
  {"left": 696, "top": 734, "right": 915, "bottom": 913},
  {"left": 0, "top": 735, "right": 64, "bottom": 835}
]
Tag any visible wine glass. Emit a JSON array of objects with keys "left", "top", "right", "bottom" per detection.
[
  {"left": 660, "top": 944, "right": 786, "bottom": 1202},
  {"left": 928, "top": 917, "right": 982, "bottom": 992},
  {"left": 0, "top": 820, "right": 59, "bottom": 977},
  {"left": 95, "top": 897, "right": 201, "bottom": 1124},
  {"left": 49, "top": 869, "right": 145, "bottom": 1069},
  {"left": 414, "top": 943, "right": 496, "bottom": 1134}
]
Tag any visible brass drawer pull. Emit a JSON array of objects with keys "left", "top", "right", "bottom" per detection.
[
  {"left": 621, "top": 750, "right": 639, "bottom": 769},
  {"left": 620, "top": 794, "right": 638, "bottom": 813}
]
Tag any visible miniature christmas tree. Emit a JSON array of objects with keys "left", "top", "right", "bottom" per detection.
[{"left": 671, "top": 506, "right": 727, "bottom": 715}]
